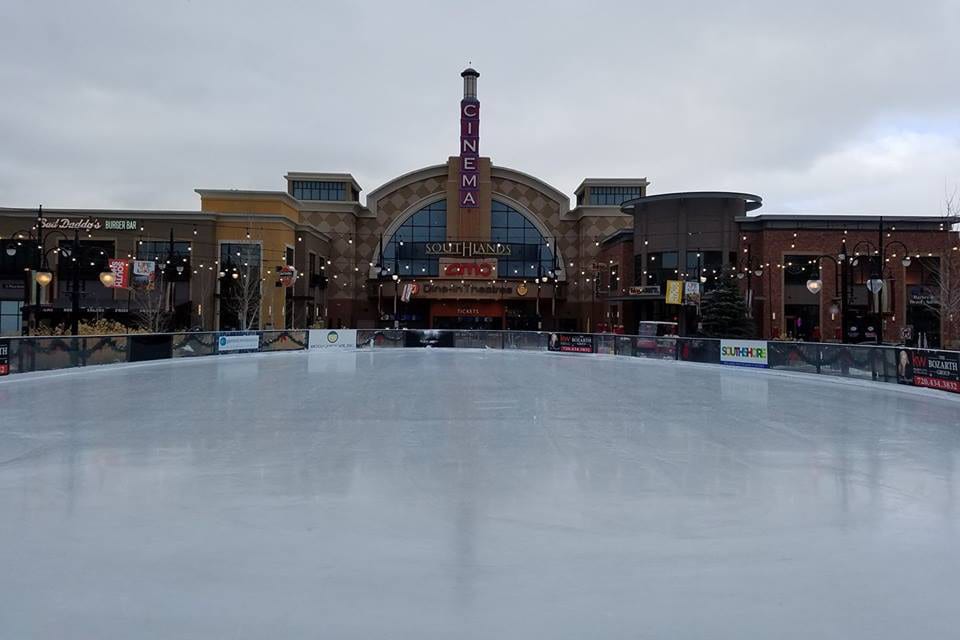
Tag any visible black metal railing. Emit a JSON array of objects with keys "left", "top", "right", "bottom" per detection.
[{"left": 1, "top": 330, "right": 957, "bottom": 396}]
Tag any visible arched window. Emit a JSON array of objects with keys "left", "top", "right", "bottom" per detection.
[
  {"left": 381, "top": 200, "right": 446, "bottom": 276},
  {"left": 491, "top": 200, "right": 555, "bottom": 279}
]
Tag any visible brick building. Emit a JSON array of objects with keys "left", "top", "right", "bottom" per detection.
[{"left": 597, "top": 193, "right": 959, "bottom": 349}]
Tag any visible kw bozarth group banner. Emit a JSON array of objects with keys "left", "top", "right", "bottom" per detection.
[
  {"left": 896, "top": 348, "right": 960, "bottom": 394},
  {"left": 720, "top": 339, "right": 768, "bottom": 368},
  {"left": 309, "top": 329, "right": 357, "bottom": 351}
]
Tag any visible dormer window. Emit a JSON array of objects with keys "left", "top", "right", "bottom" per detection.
[
  {"left": 290, "top": 180, "right": 347, "bottom": 201},
  {"left": 589, "top": 186, "right": 643, "bottom": 206}
]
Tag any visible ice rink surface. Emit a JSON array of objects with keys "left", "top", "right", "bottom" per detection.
[{"left": 2, "top": 349, "right": 960, "bottom": 639}]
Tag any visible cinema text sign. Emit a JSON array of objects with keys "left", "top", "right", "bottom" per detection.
[{"left": 460, "top": 97, "right": 480, "bottom": 208}]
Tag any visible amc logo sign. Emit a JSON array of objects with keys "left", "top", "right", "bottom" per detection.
[
  {"left": 442, "top": 262, "right": 496, "bottom": 278},
  {"left": 440, "top": 258, "right": 497, "bottom": 280}
]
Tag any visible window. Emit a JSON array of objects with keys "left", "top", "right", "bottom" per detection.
[
  {"left": 136, "top": 241, "right": 191, "bottom": 262},
  {"left": 646, "top": 251, "right": 678, "bottom": 286},
  {"left": 1, "top": 239, "right": 33, "bottom": 277},
  {"left": 308, "top": 252, "right": 316, "bottom": 276},
  {"left": 685, "top": 250, "right": 723, "bottom": 287},
  {"left": 134, "top": 240, "right": 191, "bottom": 280},
  {"left": 220, "top": 243, "right": 262, "bottom": 273},
  {"left": 291, "top": 181, "right": 347, "bottom": 201},
  {"left": 56, "top": 240, "right": 114, "bottom": 280},
  {"left": 608, "top": 264, "right": 620, "bottom": 293},
  {"left": 382, "top": 200, "right": 447, "bottom": 276},
  {"left": 285, "top": 246, "right": 294, "bottom": 267},
  {"left": 1, "top": 300, "right": 22, "bottom": 335},
  {"left": 589, "top": 186, "right": 643, "bottom": 206},
  {"left": 490, "top": 201, "right": 554, "bottom": 279}
]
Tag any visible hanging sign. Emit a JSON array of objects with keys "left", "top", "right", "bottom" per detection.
[
  {"left": 131, "top": 260, "right": 157, "bottom": 290},
  {"left": 684, "top": 281, "right": 701, "bottom": 306},
  {"left": 107, "top": 259, "right": 131, "bottom": 289},
  {"left": 665, "top": 280, "right": 684, "bottom": 305},
  {"left": 278, "top": 265, "right": 298, "bottom": 287}
]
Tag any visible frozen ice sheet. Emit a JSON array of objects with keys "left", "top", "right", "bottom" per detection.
[{"left": 1, "top": 349, "right": 959, "bottom": 639}]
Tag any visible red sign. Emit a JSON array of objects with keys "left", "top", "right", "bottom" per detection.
[
  {"left": 278, "top": 265, "right": 298, "bottom": 288},
  {"left": 441, "top": 261, "right": 496, "bottom": 278},
  {"left": 459, "top": 99, "right": 480, "bottom": 208},
  {"left": 108, "top": 259, "right": 131, "bottom": 288}
]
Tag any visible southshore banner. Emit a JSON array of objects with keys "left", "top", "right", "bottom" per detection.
[
  {"left": 896, "top": 349, "right": 960, "bottom": 394},
  {"left": 720, "top": 339, "right": 768, "bottom": 368},
  {"left": 309, "top": 329, "right": 357, "bottom": 351}
]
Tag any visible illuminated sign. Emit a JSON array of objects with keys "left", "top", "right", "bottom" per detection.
[
  {"left": 439, "top": 258, "right": 497, "bottom": 279},
  {"left": 460, "top": 98, "right": 480, "bottom": 208},
  {"left": 425, "top": 242, "right": 511, "bottom": 258},
  {"left": 40, "top": 217, "right": 138, "bottom": 231}
]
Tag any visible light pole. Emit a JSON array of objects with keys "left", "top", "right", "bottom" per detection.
[
  {"left": 62, "top": 229, "right": 115, "bottom": 335},
  {"left": 847, "top": 234, "right": 911, "bottom": 344},
  {"left": 736, "top": 244, "right": 764, "bottom": 318}
]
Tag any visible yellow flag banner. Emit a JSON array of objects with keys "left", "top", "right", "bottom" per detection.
[{"left": 665, "top": 280, "right": 684, "bottom": 305}]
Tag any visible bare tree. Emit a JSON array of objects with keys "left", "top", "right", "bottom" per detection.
[
  {"left": 133, "top": 272, "right": 172, "bottom": 333},
  {"left": 221, "top": 263, "right": 261, "bottom": 331},
  {"left": 920, "top": 185, "right": 960, "bottom": 348}
]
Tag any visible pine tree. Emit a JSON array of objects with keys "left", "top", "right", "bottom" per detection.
[{"left": 699, "top": 273, "right": 754, "bottom": 338}]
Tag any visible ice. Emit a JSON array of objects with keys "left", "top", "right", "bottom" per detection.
[{"left": 2, "top": 349, "right": 960, "bottom": 639}]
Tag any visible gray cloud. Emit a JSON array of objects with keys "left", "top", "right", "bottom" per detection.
[{"left": 1, "top": 0, "right": 958, "bottom": 214}]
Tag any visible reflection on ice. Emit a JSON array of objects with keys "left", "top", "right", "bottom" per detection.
[{"left": 1, "top": 350, "right": 959, "bottom": 639}]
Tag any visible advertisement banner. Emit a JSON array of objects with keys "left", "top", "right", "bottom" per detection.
[
  {"left": 896, "top": 349, "right": 960, "bottom": 393},
  {"left": 132, "top": 260, "right": 157, "bottom": 290},
  {"left": 309, "top": 329, "right": 357, "bottom": 351},
  {"left": 217, "top": 333, "right": 260, "bottom": 353},
  {"left": 547, "top": 333, "right": 594, "bottom": 354},
  {"left": 683, "top": 281, "right": 701, "bottom": 306},
  {"left": 720, "top": 339, "right": 768, "bottom": 368},
  {"left": 108, "top": 259, "right": 131, "bottom": 289},
  {"left": 0, "top": 339, "right": 9, "bottom": 376},
  {"left": 404, "top": 330, "right": 455, "bottom": 348},
  {"left": 665, "top": 280, "right": 684, "bottom": 305}
]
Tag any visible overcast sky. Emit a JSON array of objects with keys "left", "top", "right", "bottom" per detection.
[{"left": 1, "top": 0, "right": 958, "bottom": 215}]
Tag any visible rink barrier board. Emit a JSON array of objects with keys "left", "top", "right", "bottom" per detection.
[{"left": 1, "top": 330, "right": 957, "bottom": 395}]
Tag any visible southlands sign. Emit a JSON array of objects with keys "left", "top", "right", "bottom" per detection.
[{"left": 425, "top": 242, "right": 511, "bottom": 258}]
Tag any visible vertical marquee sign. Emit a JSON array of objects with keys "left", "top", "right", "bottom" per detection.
[{"left": 459, "top": 68, "right": 480, "bottom": 208}]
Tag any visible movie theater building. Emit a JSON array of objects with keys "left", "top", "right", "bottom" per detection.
[
  {"left": 195, "top": 68, "right": 643, "bottom": 331},
  {"left": 0, "top": 68, "right": 642, "bottom": 334}
]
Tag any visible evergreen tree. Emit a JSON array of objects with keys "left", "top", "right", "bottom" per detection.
[{"left": 699, "top": 273, "right": 754, "bottom": 337}]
